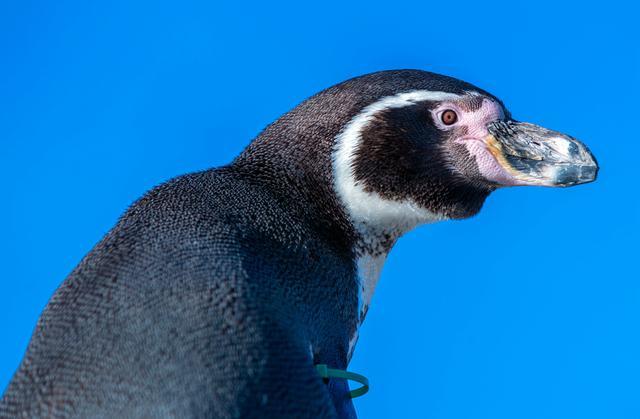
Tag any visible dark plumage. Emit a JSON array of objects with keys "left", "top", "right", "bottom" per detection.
[{"left": 1, "top": 70, "right": 597, "bottom": 418}]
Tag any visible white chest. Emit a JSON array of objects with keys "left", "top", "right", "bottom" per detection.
[
  {"left": 347, "top": 251, "right": 387, "bottom": 361},
  {"left": 355, "top": 252, "right": 387, "bottom": 321}
]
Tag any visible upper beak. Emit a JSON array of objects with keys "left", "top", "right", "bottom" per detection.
[{"left": 485, "top": 120, "right": 598, "bottom": 187}]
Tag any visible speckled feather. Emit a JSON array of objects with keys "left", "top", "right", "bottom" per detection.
[{"left": 1, "top": 70, "right": 498, "bottom": 418}]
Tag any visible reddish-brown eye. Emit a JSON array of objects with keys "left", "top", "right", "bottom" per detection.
[{"left": 441, "top": 109, "right": 458, "bottom": 125}]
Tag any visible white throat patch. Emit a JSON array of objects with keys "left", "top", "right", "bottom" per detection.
[{"left": 332, "top": 90, "right": 458, "bottom": 358}]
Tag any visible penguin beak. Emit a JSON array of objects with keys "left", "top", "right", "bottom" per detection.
[{"left": 484, "top": 121, "right": 598, "bottom": 187}]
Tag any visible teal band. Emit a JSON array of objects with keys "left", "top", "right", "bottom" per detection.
[{"left": 315, "top": 364, "right": 369, "bottom": 398}]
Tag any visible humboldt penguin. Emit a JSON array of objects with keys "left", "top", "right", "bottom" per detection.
[{"left": 0, "top": 70, "right": 598, "bottom": 418}]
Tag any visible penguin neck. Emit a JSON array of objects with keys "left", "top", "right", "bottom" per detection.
[
  {"left": 344, "top": 209, "right": 444, "bottom": 362},
  {"left": 349, "top": 207, "right": 446, "bottom": 323}
]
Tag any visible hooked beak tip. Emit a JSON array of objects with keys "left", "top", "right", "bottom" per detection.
[{"left": 486, "top": 121, "right": 599, "bottom": 187}]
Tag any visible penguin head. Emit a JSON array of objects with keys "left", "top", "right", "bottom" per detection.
[
  {"left": 237, "top": 70, "right": 598, "bottom": 248},
  {"left": 331, "top": 71, "right": 598, "bottom": 229}
]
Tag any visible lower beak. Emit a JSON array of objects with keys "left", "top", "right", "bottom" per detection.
[{"left": 485, "top": 121, "right": 598, "bottom": 187}]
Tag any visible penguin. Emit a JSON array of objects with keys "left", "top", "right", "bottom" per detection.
[{"left": 0, "top": 70, "right": 598, "bottom": 419}]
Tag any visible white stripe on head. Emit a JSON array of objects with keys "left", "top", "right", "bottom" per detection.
[
  {"left": 332, "top": 90, "right": 459, "bottom": 239},
  {"left": 332, "top": 90, "right": 461, "bottom": 338}
]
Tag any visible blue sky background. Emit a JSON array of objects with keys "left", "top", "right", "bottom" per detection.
[{"left": 1, "top": 1, "right": 638, "bottom": 418}]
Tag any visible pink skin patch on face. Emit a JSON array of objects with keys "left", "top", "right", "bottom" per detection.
[{"left": 433, "top": 96, "right": 524, "bottom": 186}]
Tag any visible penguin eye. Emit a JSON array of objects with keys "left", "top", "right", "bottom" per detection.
[{"left": 441, "top": 109, "right": 458, "bottom": 125}]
